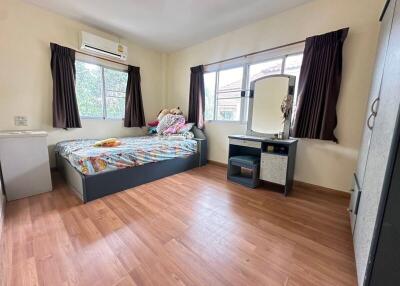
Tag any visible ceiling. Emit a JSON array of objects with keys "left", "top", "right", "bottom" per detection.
[{"left": 24, "top": 0, "right": 313, "bottom": 52}]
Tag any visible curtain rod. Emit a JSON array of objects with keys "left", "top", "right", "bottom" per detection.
[
  {"left": 74, "top": 49, "right": 129, "bottom": 67},
  {"left": 205, "top": 39, "right": 305, "bottom": 67}
]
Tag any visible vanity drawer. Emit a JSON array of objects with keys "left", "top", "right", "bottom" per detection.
[
  {"left": 260, "top": 153, "right": 288, "bottom": 185},
  {"left": 229, "top": 138, "right": 261, "bottom": 149}
]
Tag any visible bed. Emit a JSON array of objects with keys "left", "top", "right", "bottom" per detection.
[{"left": 55, "top": 131, "right": 207, "bottom": 203}]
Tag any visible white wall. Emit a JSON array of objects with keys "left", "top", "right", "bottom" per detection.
[
  {"left": 0, "top": 0, "right": 165, "bottom": 166},
  {"left": 0, "top": 0, "right": 387, "bottom": 191},
  {"left": 166, "top": 0, "right": 386, "bottom": 192}
]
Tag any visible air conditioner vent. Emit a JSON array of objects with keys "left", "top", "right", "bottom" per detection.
[{"left": 80, "top": 31, "right": 128, "bottom": 61}]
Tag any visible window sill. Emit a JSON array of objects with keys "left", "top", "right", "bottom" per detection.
[
  {"left": 206, "top": 120, "right": 247, "bottom": 125},
  {"left": 81, "top": 117, "right": 124, "bottom": 121}
]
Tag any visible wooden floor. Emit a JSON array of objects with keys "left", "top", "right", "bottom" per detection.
[{"left": 0, "top": 164, "right": 357, "bottom": 286}]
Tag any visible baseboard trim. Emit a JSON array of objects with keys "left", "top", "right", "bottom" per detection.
[
  {"left": 208, "top": 160, "right": 228, "bottom": 168},
  {"left": 293, "top": 180, "right": 350, "bottom": 198},
  {"left": 208, "top": 160, "right": 349, "bottom": 198}
]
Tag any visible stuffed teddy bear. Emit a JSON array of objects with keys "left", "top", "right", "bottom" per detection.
[
  {"left": 157, "top": 107, "right": 183, "bottom": 121},
  {"left": 170, "top": 107, "right": 183, "bottom": 115},
  {"left": 157, "top": 109, "right": 170, "bottom": 121}
]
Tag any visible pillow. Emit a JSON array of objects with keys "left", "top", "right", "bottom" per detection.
[
  {"left": 148, "top": 120, "right": 159, "bottom": 127},
  {"left": 183, "top": 131, "right": 195, "bottom": 139},
  {"left": 147, "top": 127, "right": 157, "bottom": 134},
  {"left": 178, "top": 123, "right": 195, "bottom": 134},
  {"left": 157, "top": 114, "right": 185, "bottom": 134},
  {"left": 164, "top": 125, "right": 183, "bottom": 135},
  {"left": 192, "top": 126, "right": 206, "bottom": 139}
]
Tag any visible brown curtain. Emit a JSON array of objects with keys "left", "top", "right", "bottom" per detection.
[
  {"left": 292, "top": 28, "right": 349, "bottom": 142},
  {"left": 188, "top": 65, "right": 205, "bottom": 129},
  {"left": 50, "top": 43, "right": 81, "bottom": 128},
  {"left": 124, "top": 65, "right": 145, "bottom": 127}
]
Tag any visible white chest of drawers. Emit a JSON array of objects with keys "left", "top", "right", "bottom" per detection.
[{"left": 0, "top": 131, "right": 52, "bottom": 200}]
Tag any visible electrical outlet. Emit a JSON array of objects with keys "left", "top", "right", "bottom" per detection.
[{"left": 14, "top": 116, "right": 28, "bottom": 126}]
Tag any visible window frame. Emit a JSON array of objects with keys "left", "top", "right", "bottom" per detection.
[
  {"left": 75, "top": 59, "right": 128, "bottom": 120},
  {"left": 204, "top": 66, "right": 245, "bottom": 124},
  {"left": 204, "top": 43, "right": 304, "bottom": 123},
  {"left": 208, "top": 66, "right": 245, "bottom": 123}
]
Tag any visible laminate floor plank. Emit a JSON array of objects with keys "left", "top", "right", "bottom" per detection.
[{"left": 1, "top": 164, "right": 356, "bottom": 286}]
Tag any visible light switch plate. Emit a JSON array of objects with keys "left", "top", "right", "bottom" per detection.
[{"left": 14, "top": 116, "right": 28, "bottom": 126}]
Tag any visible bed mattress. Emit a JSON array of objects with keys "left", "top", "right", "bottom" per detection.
[{"left": 55, "top": 136, "right": 197, "bottom": 175}]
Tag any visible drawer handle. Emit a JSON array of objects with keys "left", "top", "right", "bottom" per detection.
[
  {"left": 367, "top": 113, "right": 375, "bottom": 130},
  {"left": 367, "top": 98, "right": 379, "bottom": 130},
  {"left": 371, "top": 97, "right": 380, "bottom": 114}
]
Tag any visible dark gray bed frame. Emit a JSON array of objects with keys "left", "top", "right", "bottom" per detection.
[{"left": 56, "top": 137, "right": 207, "bottom": 203}]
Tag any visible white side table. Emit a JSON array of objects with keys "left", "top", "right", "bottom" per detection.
[{"left": 0, "top": 131, "right": 52, "bottom": 200}]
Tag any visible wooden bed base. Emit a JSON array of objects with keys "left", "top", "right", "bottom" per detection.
[{"left": 56, "top": 138, "right": 207, "bottom": 203}]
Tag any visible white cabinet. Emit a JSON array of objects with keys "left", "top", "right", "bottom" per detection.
[
  {"left": 0, "top": 131, "right": 52, "bottom": 200},
  {"left": 350, "top": 0, "right": 395, "bottom": 231},
  {"left": 351, "top": 0, "right": 400, "bottom": 284},
  {"left": 260, "top": 153, "right": 288, "bottom": 185}
]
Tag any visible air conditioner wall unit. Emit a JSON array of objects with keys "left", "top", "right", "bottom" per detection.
[{"left": 79, "top": 31, "right": 128, "bottom": 61}]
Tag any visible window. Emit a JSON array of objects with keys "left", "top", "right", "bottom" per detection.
[
  {"left": 75, "top": 61, "right": 128, "bottom": 119},
  {"left": 204, "top": 50, "right": 303, "bottom": 122},
  {"left": 205, "top": 67, "right": 244, "bottom": 121}
]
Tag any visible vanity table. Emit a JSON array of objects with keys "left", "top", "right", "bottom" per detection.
[
  {"left": 228, "top": 135, "right": 297, "bottom": 195},
  {"left": 227, "top": 74, "right": 298, "bottom": 195}
]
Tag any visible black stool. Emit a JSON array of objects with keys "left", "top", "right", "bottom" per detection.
[{"left": 228, "top": 155, "right": 260, "bottom": 188}]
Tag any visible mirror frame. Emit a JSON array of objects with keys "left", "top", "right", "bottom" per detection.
[{"left": 246, "top": 74, "right": 296, "bottom": 139}]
